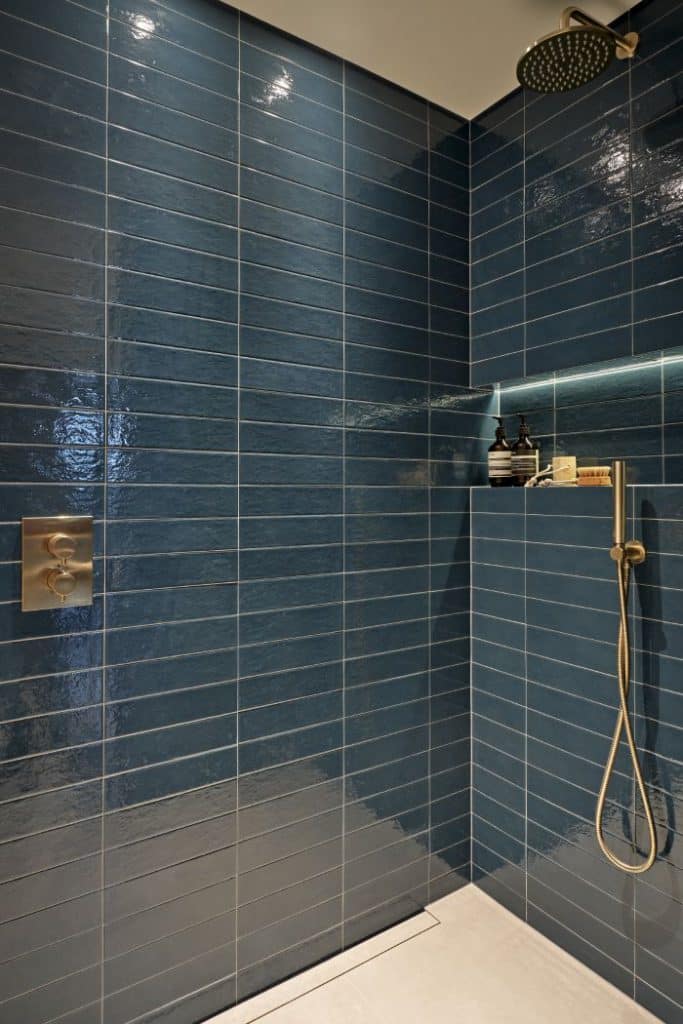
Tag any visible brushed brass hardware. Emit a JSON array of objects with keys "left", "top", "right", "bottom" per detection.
[
  {"left": 46, "top": 566, "right": 78, "bottom": 600},
  {"left": 612, "top": 459, "right": 626, "bottom": 546},
  {"left": 610, "top": 540, "right": 646, "bottom": 565},
  {"left": 22, "top": 516, "right": 93, "bottom": 612},
  {"left": 47, "top": 532, "right": 78, "bottom": 561},
  {"left": 561, "top": 7, "right": 639, "bottom": 59},
  {"left": 517, "top": 6, "right": 639, "bottom": 93},
  {"left": 595, "top": 462, "right": 657, "bottom": 874}
]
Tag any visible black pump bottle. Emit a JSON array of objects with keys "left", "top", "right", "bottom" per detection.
[
  {"left": 511, "top": 415, "right": 539, "bottom": 486},
  {"left": 488, "top": 417, "right": 512, "bottom": 487}
]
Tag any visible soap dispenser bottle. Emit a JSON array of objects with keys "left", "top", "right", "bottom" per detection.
[
  {"left": 511, "top": 415, "right": 540, "bottom": 486},
  {"left": 488, "top": 417, "right": 512, "bottom": 487}
]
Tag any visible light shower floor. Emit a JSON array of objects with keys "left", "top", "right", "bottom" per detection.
[{"left": 212, "top": 885, "right": 660, "bottom": 1023}]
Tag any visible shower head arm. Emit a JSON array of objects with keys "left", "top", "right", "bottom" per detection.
[{"left": 560, "top": 6, "right": 638, "bottom": 57}]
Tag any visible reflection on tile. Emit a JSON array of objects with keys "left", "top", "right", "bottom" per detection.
[{"left": 471, "top": 6, "right": 683, "bottom": 386}]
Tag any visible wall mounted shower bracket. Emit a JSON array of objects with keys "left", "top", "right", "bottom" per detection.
[
  {"left": 610, "top": 539, "right": 646, "bottom": 565},
  {"left": 561, "top": 7, "right": 639, "bottom": 60}
]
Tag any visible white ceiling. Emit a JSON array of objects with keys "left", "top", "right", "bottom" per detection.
[{"left": 227, "top": 0, "right": 639, "bottom": 119}]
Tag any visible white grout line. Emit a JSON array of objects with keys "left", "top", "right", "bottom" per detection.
[
  {"left": 340, "top": 55, "right": 348, "bottom": 951},
  {"left": 234, "top": 12, "right": 243, "bottom": 994},
  {"left": 99, "top": 4, "right": 111, "bottom": 1021}
]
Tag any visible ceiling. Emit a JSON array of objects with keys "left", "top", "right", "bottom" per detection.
[{"left": 227, "top": 0, "right": 639, "bottom": 119}]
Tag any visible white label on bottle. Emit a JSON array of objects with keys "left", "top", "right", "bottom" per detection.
[
  {"left": 488, "top": 452, "right": 512, "bottom": 478},
  {"left": 511, "top": 452, "right": 539, "bottom": 476}
]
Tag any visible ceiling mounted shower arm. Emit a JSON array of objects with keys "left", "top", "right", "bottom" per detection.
[{"left": 560, "top": 6, "right": 639, "bottom": 58}]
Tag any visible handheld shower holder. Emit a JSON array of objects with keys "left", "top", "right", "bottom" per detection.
[
  {"left": 609, "top": 458, "right": 646, "bottom": 566},
  {"left": 609, "top": 539, "right": 646, "bottom": 565}
]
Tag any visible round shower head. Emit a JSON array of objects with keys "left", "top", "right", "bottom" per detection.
[{"left": 517, "top": 24, "right": 614, "bottom": 93}]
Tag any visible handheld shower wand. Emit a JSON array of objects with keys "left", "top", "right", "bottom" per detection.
[{"left": 595, "top": 461, "right": 657, "bottom": 874}]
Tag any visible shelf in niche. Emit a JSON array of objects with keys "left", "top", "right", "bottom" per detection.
[{"left": 494, "top": 346, "right": 683, "bottom": 398}]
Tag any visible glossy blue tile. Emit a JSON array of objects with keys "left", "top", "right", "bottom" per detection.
[
  {"left": 347, "top": 87, "right": 425, "bottom": 143},
  {"left": 0, "top": 124, "right": 104, "bottom": 192},
  {"left": 241, "top": 14, "right": 340, "bottom": 81},
  {"left": 241, "top": 485, "right": 341, "bottom": 518},
  {"left": 472, "top": 163, "right": 523, "bottom": 219},
  {"left": 474, "top": 139, "right": 523, "bottom": 188},
  {"left": 471, "top": 215, "right": 523, "bottom": 267},
  {"left": 347, "top": 144, "right": 427, "bottom": 199},
  {"left": 110, "top": 0, "right": 237, "bottom": 61},
  {"left": 0, "top": 88, "right": 104, "bottom": 157},
  {"left": 241, "top": 42, "right": 342, "bottom": 110},
  {"left": 3, "top": 0, "right": 105, "bottom": 44},
  {"left": 346, "top": 173, "right": 426, "bottom": 224},
  {"left": 430, "top": 151, "right": 469, "bottom": 191},
  {"left": 109, "top": 88, "right": 237, "bottom": 160},
  {"left": 0, "top": 9, "right": 104, "bottom": 79},
  {"left": 242, "top": 71, "right": 341, "bottom": 139},
  {"left": 241, "top": 166, "right": 342, "bottom": 224},
  {"left": 241, "top": 292, "right": 341, "bottom": 340},
  {"left": 108, "top": 161, "right": 235, "bottom": 225},
  {"left": 242, "top": 231, "right": 342, "bottom": 282},
  {"left": 107, "top": 483, "right": 236, "bottom": 519},
  {"left": 240, "top": 358, "right": 341, "bottom": 400},
  {"left": 241, "top": 261, "right": 341, "bottom": 312},
  {"left": 108, "top": 124, "right": 237, "bottom": 197},
  {"left": 347, "top": 200, "right": 428, "bottom": 251},
  {"left": 241, "top": 105, "right": 342, "bottom": 169},
  {"left": 241, "top": 201, "right": 341, "bottom": 258},
  {"left": 241, "top": 574, "right": 341, "bottom": 616},
  {"left": 240, "top": 453, "right": 341, "bottom": 486}
]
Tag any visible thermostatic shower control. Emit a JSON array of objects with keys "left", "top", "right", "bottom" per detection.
[{"left": 22, "top": 516, "right": 94, "bottom": 612}]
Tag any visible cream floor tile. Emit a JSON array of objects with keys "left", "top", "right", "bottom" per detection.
[
  {"left": 210, "top": 885, "right": 661, "bottom": 1024},
  {"left": 249, "top": 975, "right": 383, "bottom": 1024},
  {"left": 351, "top": 888, "right": 660, "bottom": 1024}
]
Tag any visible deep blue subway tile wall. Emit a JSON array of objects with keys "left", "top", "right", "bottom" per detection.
[
  {"left": 471, "top": 482, "right": 683, "bottom": 1022},
  {"left": 1, "top": 0, "right": 681, "bottom": 1021},
  {"left": 471, "top": 3, "right": 683, "bottom": 1014},
  {"left": 0, "top": 1, "right": 489, "bottom": 1021},
  {"left": 470, "top": 0, "right": 683, "bottom": 387}
]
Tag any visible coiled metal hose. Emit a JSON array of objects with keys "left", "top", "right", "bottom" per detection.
[{"left": 594, "top": 548, "right": 658, "bottom": 874}]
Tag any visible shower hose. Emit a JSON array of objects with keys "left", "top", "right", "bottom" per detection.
[{"left": 594, "top": 552, "right": 658, "bottom": 874}]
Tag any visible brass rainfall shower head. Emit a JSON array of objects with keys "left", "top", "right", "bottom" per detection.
[{"left": 517, "top": 6, "right": 639, "bottom": 94}]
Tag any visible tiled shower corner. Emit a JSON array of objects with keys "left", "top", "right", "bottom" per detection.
[{"left": 0, "top": 0, "right": 681, "bottom": 1022}]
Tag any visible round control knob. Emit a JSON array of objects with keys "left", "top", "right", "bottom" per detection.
[
  {"left": 46, "top": 568, "right": 77, "bottom": 600},
  {"left": 47, "top": 533, "right": 77, "bottom": 561}
]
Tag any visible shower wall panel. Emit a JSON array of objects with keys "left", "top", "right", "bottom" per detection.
[
  {"left": 471, "top": 480, "right": 683, "bottom": 1023},
  {"left": 0, "top": 1, "right": 487, "bottom": 1021},
  {"left": 470, "top": 0, "right": 683, "bottom": 386}
]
